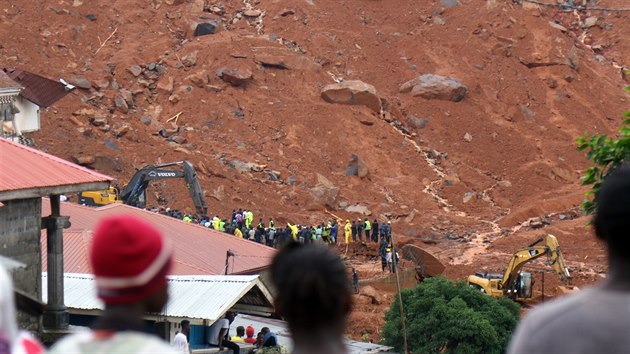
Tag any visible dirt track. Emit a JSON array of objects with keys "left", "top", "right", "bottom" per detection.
[{"left": 3, "top": 0, "right": 629, "bottom": 341}]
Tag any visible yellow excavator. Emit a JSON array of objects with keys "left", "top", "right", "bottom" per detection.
[
  {"left": 78, "top": 160, "right": 208, "bottom": 216},
  {"left": 467, "top": 234, "right": 571, "bottom": 302}
]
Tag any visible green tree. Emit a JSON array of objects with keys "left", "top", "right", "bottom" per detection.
[
  {"left": 577, "top": 79, "right": 630, "bottom": 214},
  {"left": 381, "top": 276, "right": 520, "bottom": 354}
]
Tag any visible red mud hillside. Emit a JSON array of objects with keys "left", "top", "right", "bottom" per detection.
[{"left": 2, "top": 0, "right": 629, "bottom": 341}]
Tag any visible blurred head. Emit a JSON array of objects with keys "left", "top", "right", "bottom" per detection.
[
  {"left": 246, "top": 325, "right": 255, "bottom": 338},
  {"left": 90, "top": 215, "right": 172, "bottom": 311},
  {"left": 271, "top": 243, "right": 352, "bottom": 338},
  {"left": 181, "top": 320, "right": 190, "bottom": 335},
  {"left": 594, "top": 164, "right": 630, "bottom": 260},
  {"left": 236, "top": 326, "right": 245, "bottom": 337}
]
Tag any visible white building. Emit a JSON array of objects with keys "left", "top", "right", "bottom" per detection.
[{"left": 0, "top": 68, "right": 70, "bottom": 143}]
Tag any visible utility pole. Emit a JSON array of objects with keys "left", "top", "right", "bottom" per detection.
[
  {"left": 390, "top": 228, "right": 409, "bottom": 354},
  {"left": 225, "top": 250, "right": 234, "bottom": 275}
]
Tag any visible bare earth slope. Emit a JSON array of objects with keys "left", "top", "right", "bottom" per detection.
[{"left": 3, "top": 0, "right": 629, "bottom": 341}]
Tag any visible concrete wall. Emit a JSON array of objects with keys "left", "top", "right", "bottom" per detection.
[{"left": 0, "top": 197, "right": 42, "bottom": 330}]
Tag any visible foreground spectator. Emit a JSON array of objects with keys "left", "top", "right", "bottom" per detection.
[
  {"left": 50, "top": 215, "right": 177, "bottom": 353},
  {"left": 508, "top": 164, "right": 630, "bottom": 354},
  {"left": 271, "top": 243, "right": 352, "bottom": 354},
  {"left": 0, "top": 262, "right": 45, "bottom": 354},
  {"left": 172, "top": 320, "right": 190, "bottom": 353}
]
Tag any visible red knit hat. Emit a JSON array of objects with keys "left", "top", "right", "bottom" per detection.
[
  {"left": 246, "top": 325, "right": 255, "bottom": 337},
  {"left": 90, "top": 215, "right": 173, "bottom": 304}
]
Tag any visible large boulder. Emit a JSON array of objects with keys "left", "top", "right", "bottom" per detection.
[
  {"left": 217, "top": 66, "right": 253, "bottom": 87},
  {"left": 399, "top": 74, "right": 467, "bottom": 102},
  {"left": 321, "top": 80, "right": 381, "bottom": 113},
  {"left": 310, "top": 173, "right": 340, "bottom": 209},
  {"left": 345, "top": 154, "right": 369, "bottom": 178}
]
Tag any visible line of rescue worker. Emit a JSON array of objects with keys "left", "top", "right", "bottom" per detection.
[{"left": 155, "top": 207, "right": 393, "bottom": 249}]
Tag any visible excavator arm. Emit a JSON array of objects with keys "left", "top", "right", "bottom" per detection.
[
  {"left": 502, "top": 234, "right": 571, "bottom": 290},
  {"left": 119, "top": 161, "right": 208, "bottom": 216},
  {"left": 182, "top": 160, "right": 208, "bottom": 216}
]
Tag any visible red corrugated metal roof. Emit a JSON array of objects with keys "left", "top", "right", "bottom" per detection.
[
  {"left": 41, "top": 200, "right": 275, "bottom": 275},
  {"left": 0, "top": 70, "right": 21, "bottom": 90},
  {"left": 0, "top": 138, "right": 112, "bottom": 196},
  {"left": 3, "top": 67, "right": 70, "bottom": 108}
]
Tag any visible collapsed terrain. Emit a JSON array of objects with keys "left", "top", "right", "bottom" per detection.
[{"left": 3, "top": 0, "right": 629, "bottom": 341}]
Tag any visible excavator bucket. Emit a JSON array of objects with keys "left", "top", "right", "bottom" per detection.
[{"left": 401, "top": 244, "right": 445, "bottom": 278}]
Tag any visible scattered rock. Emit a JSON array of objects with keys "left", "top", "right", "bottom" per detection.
[
  {"left": 440, "top": 0, "right": 460, "bottom": 7},
  {"left": 464, "top": 132, "right": 472, "bottom": 142},
  {"left": 548, "top": 21, "right": 567, "bottom": 32},
  {"left": 168, "top": 94, "right": 180, "bottom": 103},
  {"left": 194, "top": 20, "right": 220, "bottom": 36},
  {"left": 114, "top": 95, "right": 129, "bottom": 113},
  {"left": 92, "top": 155, "right": 121, "bottom": 171},
  {"left": 256, "top": 53, "right": 321, "bottom": 71},
  {"left": 92, "top": 78, "right": 110, "bottom": 89},
  {"left": 345, "top": 154, "right": 369, "bottom": 178},
  {"left": 345, "top": 204, "right": 371, "bottom": 215},
  {"left": 545, "top": 77, "right": 558, "bottom": 89},
  {"left": 70, "top": 75, "right": 91, "bottom": 89},
  {"left": 186, "top": 72, "right": 207, "bottom": 87},
  {"left": 112, "top": 123, "right": 131, "bottom": 137},
  {"left": 359, "top": 286, "right": 382, "bottom": 305},
  {"left": 433, "top": 16, "right": 447, "bottom": 25},
  {"left": 564, "top": 73, "right": 575, "bottom": 82},
  {"left": 128, "top": 65, "right": 143, "bottom": 77},
  {"left": 216, "top": 66, "right": 253, "bottom": 86},
  {"left": 584, "top": 16, "right": 598, "bottom": 28},
  {"left": 243, "top": 9, "right": 261, "bottom": 17},
  {"left": 275, "top": 8, "right": 295, "bottom": 18},
  {"left": 86, "top": 14, "right": 97, "bottom": 21},
  {"left": 321, "top": 80, "right": 382, "bottom": 113},
  {"left": 407, "top": 116, "right": 428, "bottom": 129},
  {"left": 267, "top": 170, "right": 281, "bottom": 181},
  {"left": 181, "top": 50, "right": 198, "bottom": 67},
  {"left": 463, "top": 192, "right": 475, "bottom": 203},
  {"left": 120, "top": 89, "right": 134, "bottom": 105},
  {"left": 71, "top": 155, "right": 95, "bottom": 166},
  {"left": 359, "top": 119, "right": 374, "bottom": 126},
  {"left": 174, "top": 147, "right": 192, "bottom": 155},
  {"left": 212, "top": 184, "right": 225, "bottom": 201},
  {"left": 140, "top": 116, "right": 152, "bottom": 125},
  {"left": 156, "top": 75, "right": 174, "bottom": 94},
  {"left": 399, "top": 74, "right": 467, "bottom": 102},
  {"left": 169, "top": 135, "right": 187, "bottom": 144},
  {"left": 89, "top": 116, "right": 108, "bottom": 127},
  {"left": 566, "top": 45, "right": 580, "bottom": 70},
  {"left": 310, "top": 185, "right": 339, "bottom": 209}
]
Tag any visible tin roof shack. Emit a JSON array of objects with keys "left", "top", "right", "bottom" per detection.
[
  {"left": 0, "top": 138, "right": 111, "bottom": 333},
  {"left": 43, "top": 274, "right": 275, "bottom": 348},
  {"left": 0, "top": 68, "right": 70, "bottom": 143}
]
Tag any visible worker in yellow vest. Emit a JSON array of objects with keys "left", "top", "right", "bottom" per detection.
[{"left": 344, "top": 220, "right": 352, "bottom": 244}]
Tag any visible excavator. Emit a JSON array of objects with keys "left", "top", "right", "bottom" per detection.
[
  {"left": 467, "top": 234, "right": 571, "bottom": 302},
  {"left": 78, "top": 160, "right": 208, "bottom": 216}
]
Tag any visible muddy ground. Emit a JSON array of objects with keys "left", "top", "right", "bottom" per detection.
[{"left": 3, "top": 0, "right": 629, "bottom": 342}]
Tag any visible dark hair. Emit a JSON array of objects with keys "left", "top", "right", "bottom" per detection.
[
  {"left": 181, "top": 319, "right": 190, "bottom": 328},
  {"left": 270, "top": 242, "right": 352, "bottom": 334},
  {"left": 236, "top": 326, "right": 245, "bottom": 336},
  {"left": 594, "top": 164, "right": 630, "bottom": 258}
]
